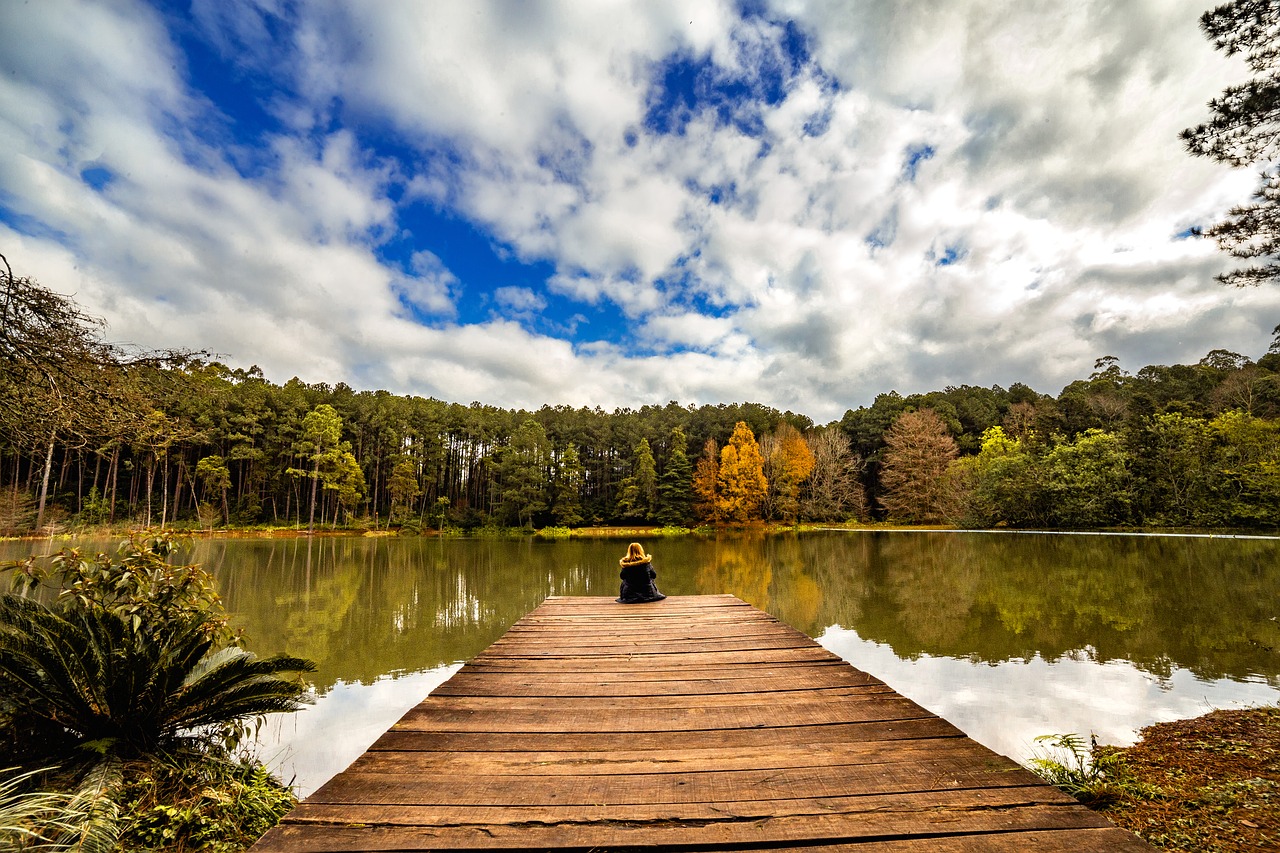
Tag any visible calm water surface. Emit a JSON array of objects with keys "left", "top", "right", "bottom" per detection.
[{"left": 8, "top": 531, "right": 1279, "bottom": 796}]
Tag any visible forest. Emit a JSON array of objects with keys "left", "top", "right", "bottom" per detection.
[{"left": 2, "top": 253, "right": 1279, "bottom": 535}]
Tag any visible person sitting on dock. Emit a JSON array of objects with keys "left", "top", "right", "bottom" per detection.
[{"left": 616, "top": 542, "right": 666, "bottom": 604}]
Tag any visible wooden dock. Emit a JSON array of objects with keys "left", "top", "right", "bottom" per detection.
[{"left": 252, "top": 595, "right": 1152, "bottom": 851}]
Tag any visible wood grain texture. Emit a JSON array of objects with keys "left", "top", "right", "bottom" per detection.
[{"left": 250, "top": 594, "right": 1152, "bottom": 851}]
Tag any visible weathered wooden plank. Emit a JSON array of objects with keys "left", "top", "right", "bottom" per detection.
[
  {"left": 346, "top": 736, "right": 1015, "bottom": 777},
  {"left": 430, "top": 667, "right": 886, "bottom": 696},
  {"left": 251, "top": 595, "right": 1151, "bottom": 852},
  {"left": 411, "top": 684, "right": 897, "bottom": 710},
  {"left": 256, "top": 796, "right": 1124, "bottom": 851},
  {"left": 367, "top": 717, "right": 966, "bottom": 753},
  {"left": 308, "top": 756, "right": 1045, "bottom": 807},
  {"left": 388, "top": 694, "right": 933, "bottom": 732}
]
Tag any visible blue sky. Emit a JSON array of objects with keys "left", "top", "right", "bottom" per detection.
[{"left": 2, "top": 0, "right": 1278, "bottom": 421}]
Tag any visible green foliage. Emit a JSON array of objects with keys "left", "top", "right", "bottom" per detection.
[
  {"left": 0, "top": 536, "right": 314, "bottom": 765},
  {"left": 550, "top": 443, "right": 585, "bottom": 527},
  {"left": 1028, "top": 733, "right": 1122, "bottom": 805},
  {"left": 1028, "top": 733, "right": 1161, "bottom": 808},
  {"left": 494, "top": 418, "right": 550, "bottom": 528},
  {"left": 386, "top": 456, "right": 421, "bottom": 524},
  {"left": 0, "top": 766, "right": 85, "bottom": 850},
  {"left": 0, "top": 594, "right": 313, "bottom": 764},
  {"left": 117, "top": 758, "right": 296, "bottom": 853},
  {"left": 616, "top": 438, "right": 657, "bottom": 522},
  {"left": 1181, "top": 0, "right": 1280, "bottom": 286},
  {"left": 75, "top": 486, "right": 111, "bottom": 527},
  {"left": 656, "top": 427, "right": 693, "bottom": 526},
  {"left": 1042, "top": 430, "right": 1132, "bottom": 528},
  {"left": 4, "top": 254, "right": 1280, "bottom": 534}
]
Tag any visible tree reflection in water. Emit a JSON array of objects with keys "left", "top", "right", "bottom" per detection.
[{"left": 114, "top": 531, "right": 1280, "bottom": 795}]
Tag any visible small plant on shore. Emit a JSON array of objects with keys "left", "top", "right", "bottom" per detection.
[{"left": 1028, "top": 733, "right": 1160, "bottom": 806}]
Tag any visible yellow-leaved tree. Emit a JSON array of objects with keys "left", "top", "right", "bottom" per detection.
[
  {"left": 692, "top": 438, "right": 721, "bottom": 523},
  {"left": 766, "top": 422, "right": 815, "bottom": 523},
  {"left": 717, "top": 421, "right": 768, "bottom": 523}
]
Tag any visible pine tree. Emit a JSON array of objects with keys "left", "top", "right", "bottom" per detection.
[
  {"left": 656, "top": 427, "right": 693, "bottom": 525},
  {"left": 1182, "top": 1, "right": 1280, "bottom": 285},
  {"left": 552, "top": 442, "right": 585, "bottom": 527},
  {"left": 616, "top": 438, "right": 657, "bottom": 521},
  {"left": 387, "top": 456, "right": 421, "bottom": 524}
]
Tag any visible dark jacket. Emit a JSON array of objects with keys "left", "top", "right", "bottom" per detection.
[{"left": 616, "top": 556, "right": 666, "bottom": 603}]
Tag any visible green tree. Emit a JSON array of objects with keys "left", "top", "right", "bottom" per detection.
[
  {"left": 1042, "top": 430, "right": 1132, "bottom": 527},
  {"left": 0, "top": 536, "right": 313, "bottom": 846},
  {"left": 656, "top": 427, "right": 693, "bottom": 526},
  {"left": 387, "top": 456, "right": 421, "bottom": 525},
  {"left": 551, "top": 443, "right": 585, "bottom": 527},
  {"left": 616, "top": 438, "right": 657, "bottom": 521},
  {"left": 717, "top": 422, "right": 768, "bottom": 523},
  {"left": 195, "top": 454, "right": 232, "bottom": 526},
  {"left": 1126, "top": 413, "right": 1212, "bottom": 525},
  {"left": 495, "top": 418, "right": 550, "bottom": 527},
  {"left": 290, "top": 404, "right": 346, "bottom": 533},
  {"left": 1182, "top": 1, "right": 1280, "bottom": 285},
  {"left": 328, "top": 450, "right": 366, "bottom": 524},
  {"left": 1205, "top": 409, "right": 1280, "bottom": 525}
]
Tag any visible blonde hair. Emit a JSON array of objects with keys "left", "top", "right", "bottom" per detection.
[{"left": 620, "top": 542, "right": 649, "bottom": 565}]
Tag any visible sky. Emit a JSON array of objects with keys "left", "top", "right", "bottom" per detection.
[{"left": 2, "top": 0, "right": 1279, "bottom": 423}]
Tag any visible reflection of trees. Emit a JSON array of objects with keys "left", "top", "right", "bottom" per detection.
[
  {"left": 198, "top": 537, "right": 625, "bottom": 693},
  {"left": 188, "top": 532, "right": 1280, "bottom": 694},
  {"left": 836, "top": 533, "right": 1280, "bottom": 684},
  {"left": 692, "top": 534, "right": 772, "bottom": 609}
]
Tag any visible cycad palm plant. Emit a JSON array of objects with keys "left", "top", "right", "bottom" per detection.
[
  {"left": 0, "top": 594, "right": 314, "bottom": 762},
  {"left": 1, "top": 536, "right": 313, "bottom": 848}
]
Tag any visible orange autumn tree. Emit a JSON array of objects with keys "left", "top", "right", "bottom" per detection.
[
  {"left": 767, "top": 422, "right": 815, "bottom": 523},
  {"left": 717, "top": 421, "right": 768, "bottom": 523},
  {"left": 692, "top": 438, "right": 721, "bottom": 523}
]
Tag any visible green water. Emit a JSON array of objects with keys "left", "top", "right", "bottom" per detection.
[{"left": 5, "top": 530, "right": 1278, "bottom": 795}]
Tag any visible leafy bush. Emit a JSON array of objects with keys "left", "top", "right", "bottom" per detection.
[
  {"left": 0, "top": 535, "right": 314, "bottom": 850},
  {"left": 117, "top": 758, "right": 296, "bottom": 853}
]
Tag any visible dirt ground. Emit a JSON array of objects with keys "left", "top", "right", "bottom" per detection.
[{"left": 1093, "top": 706, "right": 1279, "bottom": 851}]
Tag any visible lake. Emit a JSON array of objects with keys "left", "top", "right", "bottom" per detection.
[{"left": 6, "top": 530, "right": 1279, "bottom": 796}]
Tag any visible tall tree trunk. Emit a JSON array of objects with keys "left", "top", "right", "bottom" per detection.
[
  {"left": 145, "top": 460, "right": 155, "bottom": 526},
  {"left": 172, "top": 460, "right": 184, "bottom": 524},
  {"left": 35, "top": 430, "right": 56, "bottom": 531},
  {"left": 307, "top": 456, "right": 319, "bottom": 534},
  {"left": 107, "top": 447, "right": 119, "bottom": 523},
  {"left": 160, "top": 457, "right": 169, "bottom": 529}
]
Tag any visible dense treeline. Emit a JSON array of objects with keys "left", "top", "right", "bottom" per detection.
[{"left": 1, "top": 254, "right": 1278, "bottom": 532}]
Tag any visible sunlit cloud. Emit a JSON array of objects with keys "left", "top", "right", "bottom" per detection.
[{"left": 1, "top": 0, "right": 1278, "bottom": 421}]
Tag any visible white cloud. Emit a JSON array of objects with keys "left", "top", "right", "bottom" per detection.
[
  {"left": 493, "top": 286, "right": 546, "bottom": 314},
  {"left": 2, "top": 0, "right": 1278, "bottom": 423}
]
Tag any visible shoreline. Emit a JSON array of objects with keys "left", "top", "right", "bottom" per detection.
[
  {"left": 1073, "top": 705, "right": 1279, "bottom": 851},
  {"left": 4, "top": 520, "right": 1278, "bottom": 545}
]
